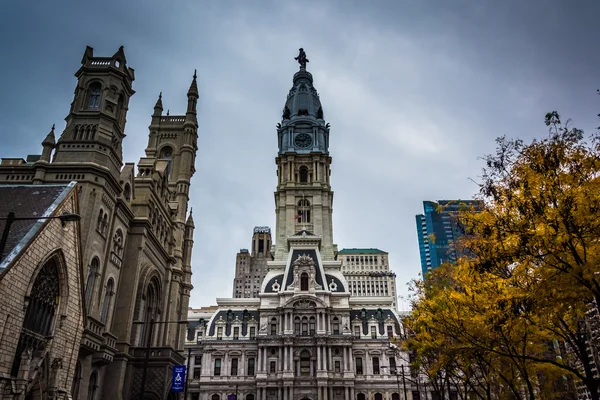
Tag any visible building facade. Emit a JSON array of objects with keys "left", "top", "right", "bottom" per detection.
[
  {"left": 184, "top": 50, "right": 415, "bottom": 400},
  {"left": 337, "top": 249, "right": 397, "bottom": 311},
  {"left": 0, "top": 46, "right": 198, "bottom": 400},
  {"left": 233, "top": 227, "right": 274, "bottom": 298},
  {"left": 0, "top": 183, "right": 84, "bottom": 400},
  {"left": 415, "top": 200, "right": 483, "bottom": 277}
]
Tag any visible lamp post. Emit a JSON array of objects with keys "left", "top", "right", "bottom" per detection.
[
  {"left": 0, "top": 211, "right": 81, "bottom": 261},
  {"left": 133, "top": 319, "right": 188, "bottom": 400}
]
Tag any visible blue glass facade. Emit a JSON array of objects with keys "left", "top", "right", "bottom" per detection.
[{"left": 415, "top": 200, "right": 483, "bottom": 277}]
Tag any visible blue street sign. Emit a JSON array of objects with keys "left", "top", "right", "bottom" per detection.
[{"left": 171, "top": 365, "right": 186, "bottom": 392}]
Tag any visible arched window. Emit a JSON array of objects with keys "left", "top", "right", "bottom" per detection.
[
  {"left": 270, "top": 317, "right": 277, "bottom": 335},
  {"left": 357, "top": 394, "right": 366, "bottom": 400},
  {"left": 96, "top": 210, "right": 104, "bottom": 232},
  {"left": 140, "top": 277, "right": 161, "bottom": 346},
  {"left": 101, "top": 213, "right": 108, "bottom": 236},
  {"left": 212, "top": 395, "right": 220, "bottom": 400},
  {"left": 113, "top": 230, "right": 124, "bottom": 257},
  {"left": 100, "top": 278, "right": 115, "bottom": 324},
  {"left": 87, "top": 371, "right": 98, "bottom": 400},
  {"left": 71, "top": 361, "right": 82, "bottom": 400},
  {"left": 12, "top": 257, "right": 60, "bottom": 376},
  {"left": 85, "top": 258, "right": 99, "bottom": 312},
  {"left": 374, "top": 394, "right": 383, "bottom": 400},
  {"left": 123, "top": 183, "right": 131, "bottom": 201},
  {"left": 246, "top": 395, "right": 255, "bottom": 400},
  {"left": 299, "top": 166, "right": 308, "bottom": 183},
  {"left": 301, "top": 316, "right": 308, "bottom": 335},
  {"left": 296, "top": 199, "right": 311, "bottom": 224},
  {"left": 391, "top": 394, "right": 400, "bottom": 400},
  {"left": 332, "top": 317, "right": 340, "bottom": 335},
  {"left": 300, "top": 350, "right": 311, "bottom": 376},
  {"left": 160, "top": 146, "right": 173, "bottom": 179},
  {"left": 294, "top": 316, "right": 300, "bottom": 335},
  {"left": 87, "top": 83, "right": 102, "bottom": 111},
  {"left": 300, "top": 272, "right": 309, "bottom": 291},
  {"left": 309, "top": 316, "right": 316, "bottom": 335}
]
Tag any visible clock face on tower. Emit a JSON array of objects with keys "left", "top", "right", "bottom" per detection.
[{"left": 294, "top": 133, "right": 312, "bottom": 149}]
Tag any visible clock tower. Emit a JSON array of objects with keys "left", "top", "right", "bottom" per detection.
[{"left": 273, "top": 49, "right": 336, "bottom": 261}]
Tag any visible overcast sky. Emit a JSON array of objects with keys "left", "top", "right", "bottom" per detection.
[{"left": 1, "top": 0, "right": 599, "bottom": 310}]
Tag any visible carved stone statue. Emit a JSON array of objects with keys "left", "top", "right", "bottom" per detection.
[{"left": 295, "top": 48, "right": 309, "bottom": 69}]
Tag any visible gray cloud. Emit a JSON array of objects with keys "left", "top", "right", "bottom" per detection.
[{"left": 1, "top": 0, "right": 599, "bottom": 310}]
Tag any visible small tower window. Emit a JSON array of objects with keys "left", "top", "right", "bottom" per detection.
[
  {"left": 160, "top": 146, "right": 173, "bottom": 179},
  {"left": 300, "top": 272, "right": 309, "bottom": 291},
  {"left": 87, "top": 83, "right": 102, "bottom": 111},
  {"left": 299, "top": 166, "right": 308, "bottom": 183}
]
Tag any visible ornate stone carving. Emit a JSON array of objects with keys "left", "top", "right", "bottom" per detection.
[
  {"left": 294, "top": 300, "right": 316, "bottom": 309},
  {"left": 294, "top": 254, "right": 314, "bottom": 266},
  {"left": 329, "top": 279, "right": 338, "bottom": 292},
  {"left": 271, "top": 279, "right": 280, "bottom": 292}
]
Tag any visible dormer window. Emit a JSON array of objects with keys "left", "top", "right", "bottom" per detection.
[{"left": 88, "top": 83, "right": 102, "bottom": 110}]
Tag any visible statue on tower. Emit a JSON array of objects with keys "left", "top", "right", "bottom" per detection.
[{"left": 295, "top": 48, "right": 309, "bottom": 69}]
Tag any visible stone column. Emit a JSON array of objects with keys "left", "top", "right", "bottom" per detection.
[
  {"left": 342, "top": 346, "right": 346, "bottom": 372},
  {"left": 279, "top": 347, "right": 283, "bottom": 372},
  {"left": 328, "top": 347, "right": 333, "bottom": 371},
  {"left": 324, "top": 385, "right": 328, "bottom": 400},
  {"left": 351, "top": 387, "right": 355, "bottom": 400},
  {"left": 263, "top": 347, "right": 267, "bottom": 372},
  {"left": 345, "top": 387, "right": 349, "bottom": 400}
]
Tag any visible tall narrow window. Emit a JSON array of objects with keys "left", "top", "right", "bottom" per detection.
[
  {"left": 88, "top": 84, "right": 102, "bottom": 110},
  {"left": 354, "top": 326, "right": 361, "bottom": 338},
  {"left": 299, "top": 166, "right": 308, "bottom": 183},
  {"left": 71, "top": 361, "right": 82, "bottom": 400},
  {"left": 113, "top": 230, "right": 124, "bottom": 257},
  {"left": 100, "top": 278, "right": 114, "bottom": 323},
  {"left": 249, "top": 326, "right": 256, "bottom": 339},
  {"left": 300, "top": 351, "right": 310, "bottom": 376},
  {"left": 309, "top": 316, "right": 316, "bottom": 335},
  {"left": 231, "top": 358, "right": 238, "bottom": 376},
  {"left": 301, "top": 316, "right": 308, "bottom": 335},
  {"left": 373, "top": 357, "right": 380, "bottom": 374},
  {"left": 85, "top": 258, "right": 99, "bottom": 313},
  {"left": 389, "top": 357, "right": 397, "bottom": 374},
  {"left": 300, "top": 272, "right": 309, "bottom": 291},
  {"left": 87, "top": 371, "right": 98, "bottom": 400},
  {"left": 233, "top": 327, "right": 239, "bottom": 340},
  {"left": 270, "top": 361, "right": 276, "bottom": 373},
  {"left": 247, "top": 358, "right": 255, "bottom": 375},
  {"left": 332, "top": 317, "right": 340, "bottom": 335},
  {"left": 371, "top": 325, "right": 377, "bottom": 339},
  {"left": 270, "top": 318, "right": 277, "bottom": 335},
  {"left": 294, "top": 317, "right": 300, "bottom": 335},
  {"left": 214, "top": 358, "right": 222, "bottom": 376},
  {"left": 217, "top": 327, "right": 223, "bottom": 339},
  {"left": 387, "top": 325, "right": 394, "bottom": 338},
  {"left": 355, "top": 357, "right": 363, "bottom": 375}
]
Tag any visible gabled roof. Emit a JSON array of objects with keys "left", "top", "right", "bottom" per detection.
[
  {"left": 337, "top": 248, "right": 387, "bottom": 255},
  {"left": 0, "top": 183, "right": 74, "bottom": 270}
]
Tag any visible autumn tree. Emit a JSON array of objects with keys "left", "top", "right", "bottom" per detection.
[{"left": 406, "top": 111, "right": 600, "bottom": 399}]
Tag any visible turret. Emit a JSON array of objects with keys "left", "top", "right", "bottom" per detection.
[
  {"left": 40, "top": 124, "right": 56, "bottom": 162},
  {"left": 153, "top": 92, "right": 163, "bottom": 117},
  {"left": 186, "top": 70, "right": 198, "bottom": 121}
]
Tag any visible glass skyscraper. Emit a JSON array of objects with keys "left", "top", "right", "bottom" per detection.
[{"left": 415, "top": 200, "right": 483, "bottom": 277}]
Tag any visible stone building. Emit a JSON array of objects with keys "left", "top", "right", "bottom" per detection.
[
  {"left": 233, "top": 227, "right": 274, "bottom": 298},
  {"left": 337, "top": 249, "right": 397, "bottom": 311},
  {"left": 0, "top": 46, "right": 198, "bottom": 400},
  {"left": 184, "top": 51, "right": 414, "bottom": 400},
  {"left": 0, "top": 183, "right": 84, "bottom": 399}
]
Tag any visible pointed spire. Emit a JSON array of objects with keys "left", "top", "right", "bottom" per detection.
[
  {"left": 42, "top": 124, "right": 56, "bottom": 147},
  {"left": 187, "top": 69, "right": 199, "bottom": 98},
  {"left": 186, "top": 208, "right": 195, "bottom": 228},
  {"left": 153, "top": 92, "right": 163, "bottom": 116}
]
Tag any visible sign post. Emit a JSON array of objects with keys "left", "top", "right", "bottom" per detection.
[{"left": 172, "top": 365, "right": 187, "bottom": 393}]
